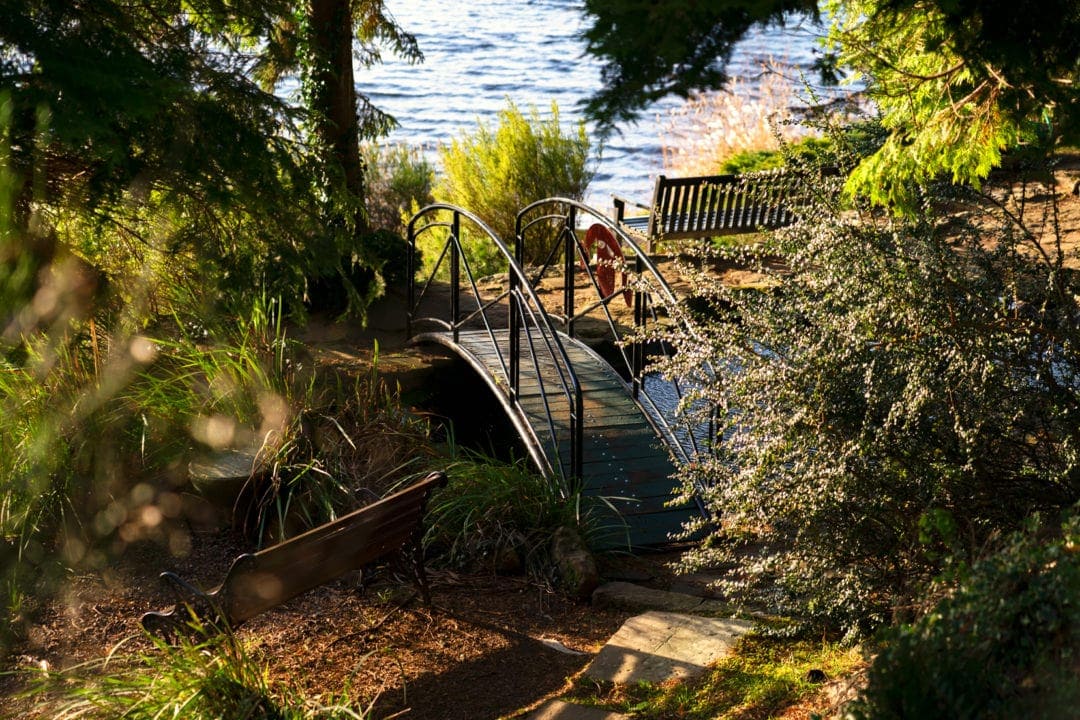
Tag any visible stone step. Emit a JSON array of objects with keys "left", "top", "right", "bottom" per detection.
[
  {"left": 591, "top": 581, "right": 735, "bottom": 615},
  {"left": 584, "top": 610, "right": 752, "bottom": 685}
]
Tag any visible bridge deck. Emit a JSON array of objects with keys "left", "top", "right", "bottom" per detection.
[{"left": 432, "top": 329, "right": 694, "bottom": 548}]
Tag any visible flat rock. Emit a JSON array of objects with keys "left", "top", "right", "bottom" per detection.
[
  {"left": 584, "top": 611, "right": 752, "bottom": 684},
  {"left": 188, "top": 449, "right": 261, "bottom": 481},
  {"left": 592, "top": 581, "right": 732, "bottom": 614},
  {"left": 527, "top": 700, "right": 629, "bottom": 720}
]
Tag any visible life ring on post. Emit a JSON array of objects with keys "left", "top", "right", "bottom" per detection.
[{"left": 582, "top": 224, "right": 632, "bottom": 307}]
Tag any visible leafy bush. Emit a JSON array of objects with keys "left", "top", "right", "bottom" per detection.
[
  {"left": 363, "top": 228, "right": 414, "bottom": 288},
  {"left": 25, "top": 625, "right": 374, "bottom": 719},
  {"left": 846, "top": 509, "right": 1080, "bottom": 720},
  {"left": 656, "top": 150, "right": 1080, "bottom": 636},
  {"left": 434, "top": 100, "right": 594, "bottom": 274}
]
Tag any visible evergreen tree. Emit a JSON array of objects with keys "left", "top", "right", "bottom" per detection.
[
  {"left": 579, "top": 0, "right": 1080, "bottom": 203},
  {"left": 257, "top": 0, "right": 423, "bottom": 235},
  {"left": 0, "top": 0, "right": 300, "bottom": 218}
]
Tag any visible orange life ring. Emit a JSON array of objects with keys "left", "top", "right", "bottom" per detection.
[{"left": 582, "top": 224, "right": 632, "bottom": 307}]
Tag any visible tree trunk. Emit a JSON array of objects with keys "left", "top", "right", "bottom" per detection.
[{"left": 309, "top": 0, "right": 367, "bottom": 233}]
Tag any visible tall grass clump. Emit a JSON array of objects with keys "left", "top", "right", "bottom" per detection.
[
  {"left": 24, "top": 626, "right": 374, "bottom": 719},
  {"left": 0, "top": 286, "right": 302, "bottom": 643},
  {"left": 661, "top": 66, "right": 816, "bottom": 176},
  {"left": 424, "top": 449, "right": 595, "bottom": 579},
  {"left": 1, "top": 268, "right": 431, "bottom": 650},
  {"left": 245, "top": 343, "right": 434, "bottom": 545},
  {"left": 432, "top": 100, "right": 595, "bottom": 276}
]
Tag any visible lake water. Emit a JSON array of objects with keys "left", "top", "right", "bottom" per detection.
[{"left": 348, "top": 0, "right": 829, "bottom": 208}]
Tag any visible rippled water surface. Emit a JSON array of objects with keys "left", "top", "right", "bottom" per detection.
[{"left": 346, "top": 1, "right": 828, "bottom": 207}]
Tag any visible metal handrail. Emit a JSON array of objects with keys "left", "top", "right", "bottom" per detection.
[
  {"left": 516, "top": 198, "right": 717, "bottom": 470},
  {"left": 407, "top": 204, "right": 584, "bottom": 493}
]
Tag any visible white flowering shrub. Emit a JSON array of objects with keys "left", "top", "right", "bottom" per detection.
[{"left": 653, "top": 161, "right": 1080, "bottom": 636}]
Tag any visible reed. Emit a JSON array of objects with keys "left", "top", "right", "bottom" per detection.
[{"left": 661, "top": 65, "right": 811, "bottom": 176}]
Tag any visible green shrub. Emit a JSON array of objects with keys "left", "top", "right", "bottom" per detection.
[
  {"left": 434, "top": 100, "right": 594, "bottom": 275},
  {"left": 846, "top": 510, "right": 1080, "bottom": 720},
  {"left": 717, "top": 137, "right": 834, "bottom": 175},
  {"left": 24, "top": 625, "right": 373, "bottom": 719},
  {"left": 363, "top": 228, "right": 413, "bottom": 288},
  {"left": 656, "top": 146, "right": 1080, "bottom": 636}
]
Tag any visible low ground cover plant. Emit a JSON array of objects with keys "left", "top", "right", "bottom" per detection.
[
  {"left": 847, "top": 508, "right": 1080, "bottom": 719},
  {"left": 567, "top": 633, "right": 864, "bottom": 719}
]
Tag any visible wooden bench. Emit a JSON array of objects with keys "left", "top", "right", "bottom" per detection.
[
  {"left": 613, "top": 170, "right": 799, "bottom": 253},
  {"left": 140, "top": 471, "right": 448, "bottom": 637}
]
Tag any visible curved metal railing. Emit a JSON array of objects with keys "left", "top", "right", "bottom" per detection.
[
  {"left": 407, "top": 204, "right": 584, "bottom": 494},
  {"left": 515, "top": 197, "right": 715, "bottom": 466}
]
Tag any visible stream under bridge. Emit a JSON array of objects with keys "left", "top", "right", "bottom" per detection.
[{"left": 406, "top": 199, "right": 714, "bottom": 548}]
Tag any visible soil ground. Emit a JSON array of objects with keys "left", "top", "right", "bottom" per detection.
[
  {"left": 0, "top": 528, "right": 695, "bottom": 719},
  {"left": 2, "top": 159, "right": 1079, "bottom": 719}
]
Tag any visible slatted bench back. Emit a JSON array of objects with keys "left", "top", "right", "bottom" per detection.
[
  {"left": 141, "top": 471, "right": 447, "bottom": 635},
  {"left": 647, "top": 170, "right": 796, "bottom": 242},
  {"left": 218, "top": 473, "right": 442, "bottom": 624}
]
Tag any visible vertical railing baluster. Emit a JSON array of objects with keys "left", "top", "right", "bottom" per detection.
[
  {"left": 632, "top": 252, "right": 645, "bottom": 399},
  {"left": 572, "top": 387, "right": 583, "bottom": 483},
  {"left": 510, "top": 214, "right": 523, "bottom": 395},
  {"left": 450, "top": 210, "right": 460, "bottom": 344},
  {"left": 406, "top": 219, "right": 415, "bottom": 339},
  {"left": 564, "top": 205, "right": 576, "bottom": 338}
]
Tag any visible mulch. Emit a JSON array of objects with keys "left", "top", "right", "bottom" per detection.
[{"left": 0, "top": 528, "right": 635, "bottom": 720}]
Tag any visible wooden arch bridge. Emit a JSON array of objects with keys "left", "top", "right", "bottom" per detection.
[{"left": 406, "top": 199, "right": 713, "bottom": 548}]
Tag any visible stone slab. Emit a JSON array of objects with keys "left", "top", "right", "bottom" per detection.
[
  {"left": 592, "top": 581, "right": 734, "bottom": 615},
  {"left": 584, "top": 611, "right": 752, "bottom": 684},
  {"left": 189, "top": 449, "right": 261, "bottom": 481},
  {"left": 527, "top": 700, "right": 629, "bottom": 720}
]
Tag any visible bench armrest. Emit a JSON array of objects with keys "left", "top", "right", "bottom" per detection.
[
  {"left": 612, "top": 194, "right": 649, "bottom": 213},
  {"left": 612, "top": 194, "right": 650, "bottom": 226}
]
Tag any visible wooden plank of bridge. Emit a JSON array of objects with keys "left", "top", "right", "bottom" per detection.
[{"left": 451, "top": 329, "right": 694, "bottom": 547}]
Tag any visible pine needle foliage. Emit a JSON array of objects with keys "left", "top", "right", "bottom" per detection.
[{"left": 825, "top": 0, "right": 1080, "bottom": 211}]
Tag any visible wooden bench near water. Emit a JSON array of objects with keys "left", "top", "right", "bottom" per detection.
[
  {"left": 614, "top": 170, "right": 800, "bottom": 253},
  {"left": 141, "top": 471, "right": 447, "bottom": 637}
]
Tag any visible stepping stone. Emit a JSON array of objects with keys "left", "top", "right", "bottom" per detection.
[
  {"left": 189, "top": 448, "right": 262, "bottom": 484},
  {"left": 592, "top": 581, "right": 734, "bottom": 614},
  {"left": 584, "top": 611, "right": 752, "bottom": 685},
  {"left": 527, "top": 700, "right": 629, "bottom": 720}
]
